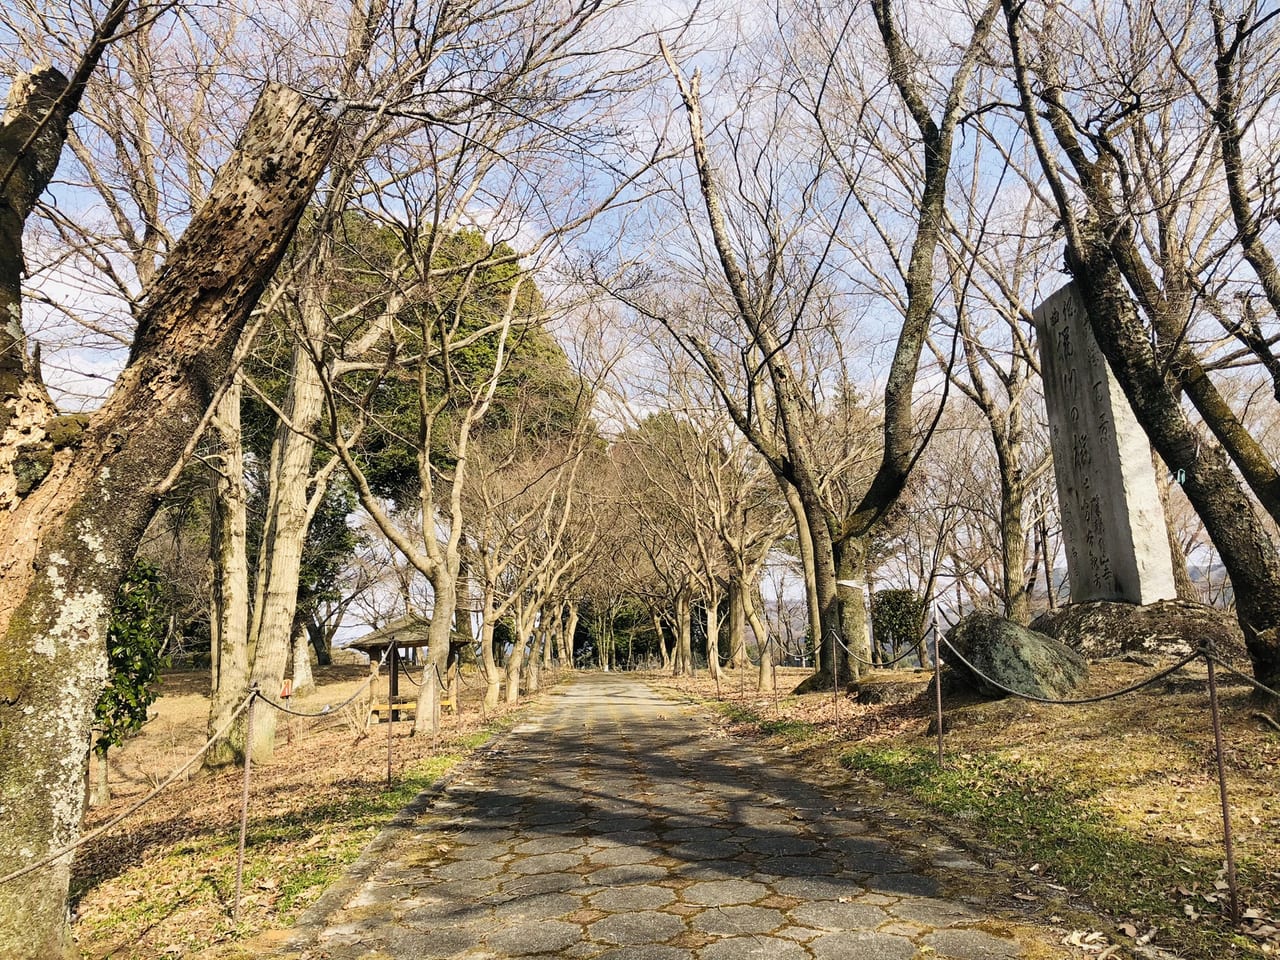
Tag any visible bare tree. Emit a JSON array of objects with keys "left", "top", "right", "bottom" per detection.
[
  {"left": 0, "top": 30, "right": 337, "bottom": 956},
  {"left": 1002, "top": 0, "right": 1280, "bottom": 687}
]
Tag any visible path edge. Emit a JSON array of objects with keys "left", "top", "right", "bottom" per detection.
[{"left": 280, "top": 692, "right": 556, "bottom": 949}]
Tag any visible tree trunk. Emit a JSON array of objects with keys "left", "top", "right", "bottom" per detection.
[
  {"left": 480, "top": 618, "right": 501, "bottom": 711},
  {"left": 505, "top": 634, "right": 525, "bottom": 703},
  {"left": 413, "top": 575, "right": 456, "bottom": 734},
  {"left": 705, "top": 583, "right": 722, "bottom": 680},
  {"left": 0, "top": 83, "right": 336, "bottom": 959},
  {"left": 1154, "top": 452, "right": 1197, "bottom": 601},
  {"left": 781, "top": 479, "right": 823, "bottom": 673},
  {"left": 996, "top": 451, "right": 1031, "bottom": 625},
  {"left": 525, "top": 625, "right": 543, "bottom": 694},
  {"left": 89, "top": 746, "right": 110, "bottom": 808},
  {"left": 650, "top": 607, "right": 671, "bottom": 671},
  {"left": 504, "top": 599, "right": 529, "bottom": 705},
  {"left": 744, "top": 587, "right": 774, "bottom": 693},
  {"left": 205, "top": 381, "right": 250, "bottom": 767},
  {"left": 805, "top": 506, "right": 848, "bottom": 687},
  {"left": 291, "top": 617, "right": 316, "bottom": 696},
  {"left": 674, "top": 587, "right": 694, "bottom": 676},
  {"left": 307, "top": 619, "right": 332, "bottom": 666},
  {"left": 728, "top": 577, "right": 748, "bottom": 669},
  {"left": 834, "top": 537, "right": 870, "bottom": 680},
  {"left": 541, "top": 617, "right": 554, "bottom": 669},
  {"left": 561, "top": 603, "right": 577, "bottom": 668},
  {"left": 243, "top": 281, "right": 331, "bottom": 760},
  {"left": 0, "top": 68, "right": 79, "bottom": 515}
]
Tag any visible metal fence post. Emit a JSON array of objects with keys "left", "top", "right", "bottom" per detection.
[
  {"left": 233, "top": 686, "right": 257, "bottom": 920},
  {"left": 934, "top": 634, "right": 944, "bottom": 767},
  {"left": 1205, "top": 646, "right": 1240, "bottom": 922}
]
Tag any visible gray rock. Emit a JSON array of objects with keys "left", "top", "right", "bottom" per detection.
[
  {"left": 942, "top": 613, "right": 1088, "bottom": 700},
  {"left": 1031, "top": 599, "right": 1245, "bottom": 660}
]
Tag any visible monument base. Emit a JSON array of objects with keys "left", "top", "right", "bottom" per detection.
[{"left": 1031, "top": 600, "right": 1244, "bottom": 661}]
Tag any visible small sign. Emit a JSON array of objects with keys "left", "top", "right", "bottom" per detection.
[{"left": 280, "top": 679, "right": 293, "bottom": 699}]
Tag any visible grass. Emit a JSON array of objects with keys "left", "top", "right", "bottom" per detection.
[
  {"left": 72, "top": 751, "right": 476, "bottom": 957},
  {"left": 844, "top": 746, "right": 1267, "bottom": 959},
  {"left": 658, "top": 666, "right": 1279, "bottom": 960},
  {"left": 716, "top": 702, "right": 817, "bottom": 743},
  {"left": 70, "top": 675, "right": 529, "bottom": 960}
]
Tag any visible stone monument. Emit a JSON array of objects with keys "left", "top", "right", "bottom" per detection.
[{"left": 1033, "top": 282, "right": 1177, "bottom": 604}]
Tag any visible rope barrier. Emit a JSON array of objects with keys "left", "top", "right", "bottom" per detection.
[
  {"left": 256, "top": 649, "right": 390, "bottom": 718},
  {"left": 936, "top": 637, "right": 1203, "bottom": 705},
  {"left": 835, "top": 633, "right": 922, "bottom": 669},
  {"left": 0, "top": 691, "right": 257, "bottom": 887}
]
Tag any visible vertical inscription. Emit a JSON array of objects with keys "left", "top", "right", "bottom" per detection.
[{"left": 1034, "top": 283, "right": 1176, "bottom": 604}]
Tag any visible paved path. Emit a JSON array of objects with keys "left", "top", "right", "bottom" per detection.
[{"left": 285, "top": 676, "right": 1074, "bottom": 959}]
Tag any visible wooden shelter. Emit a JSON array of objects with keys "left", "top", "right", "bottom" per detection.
[
  {"left": 347, "top": 614, "right": 431, "bottom": 722},
  {"left": 346, "top": 614, "right": 471, "bottom": 722}
]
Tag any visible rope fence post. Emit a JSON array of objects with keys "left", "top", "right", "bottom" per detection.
[
  {"left": 386, "top": 682, "right": 395, "bottom": 790},
  {"left": 233, "top": 684, "right": 258, "bottom": 921},
  {"left": 934, "top": 629, "right": 944, "bottom": 767},
  {"left": 771, "top": 636, "right": 780, "bottom": 716},
  {"left": 1204, "top": 644, "right": 1240, "bottom": 923},
  {"left": 832, "top": 633, "right": 840, "bottom": 737}
]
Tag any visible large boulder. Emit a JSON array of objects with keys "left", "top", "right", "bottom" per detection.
[
  {"left": 1030, "top": 599, "right": 1244, "bottom": 661},
  {"left": 942, "top": 613, "right": 1088, "bottom": 700}
]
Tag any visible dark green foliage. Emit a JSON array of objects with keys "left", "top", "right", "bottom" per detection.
[
  {"left": 354, "top": 229, "right": 587, "bottom": 506},
  {"left": 94, "top": 561, "right": 169, "bottom": 756},
  {"left": 296, "top": 482, "right": 361, "bottom": 620},
  {"left": 871, "top": 588, "right": 924, "bottom": 661}
]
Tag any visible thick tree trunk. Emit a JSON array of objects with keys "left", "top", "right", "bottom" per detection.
[
  {"left": 89, "top": 747, "right": 110, "bottom": 807},
  {"left": 781, "top": 483, "right": 823, "bottom": 673},
  {"left": 0, "top": 69, "right": 79, "bottom": 515},
  {"left": 0, "top": 83, "right": 336, "bottom": 959},
  {"left": 650, "top": 607, "right": 671, "bottom": 671},
  {"left": 563, "top": 603, "right": 579, "bottom": 668},
  {"left": 525, "top": 624, "right": 543, "bottom": 694},
  {"left": 834, "top": 537, "right": 870, "bottom": 680},
  {"left": 804, "top": 509, "right": 849, "bottom": 688},
  {"left": 674, "top": 586, "right": 694, "bottom": 676},
  {"left": 541, "top": 617, "right": 554, "bottom": 669},
  {"left": 205, "top": 382, "right": 250, "bottom": 767},
  {"left": 504, "top": 633, "right": 526, "bottom": 704},
  {"left": 996, "top": 453, "right": 1031, "bottom": 625},
  {"left": 480, "top": 618, "right": 501, "bottom": 711},
  {"left": 413, "top": 575, "right": 456, "bottom": 734},
  {"left": 1153, "top": 455, "right": 1197, "bottom": 601},
  {"left": 744, "top": 586, "right": 775, "bottom": 693},
  {"left": 307, "top": 619, "right": 333, "bottom": 666}
]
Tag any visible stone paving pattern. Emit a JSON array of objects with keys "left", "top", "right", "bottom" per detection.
[{"left": 286, "top": 676, "right": 1074, "bottom": 959}]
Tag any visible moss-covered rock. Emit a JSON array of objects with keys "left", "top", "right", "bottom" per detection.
[{"left": 942, "top": 613, "right": 1088, "bottom": 700}]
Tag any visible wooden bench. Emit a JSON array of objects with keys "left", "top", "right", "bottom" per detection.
[{"left": 369, "top": 693, "right": 456, "bottom": 722}]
